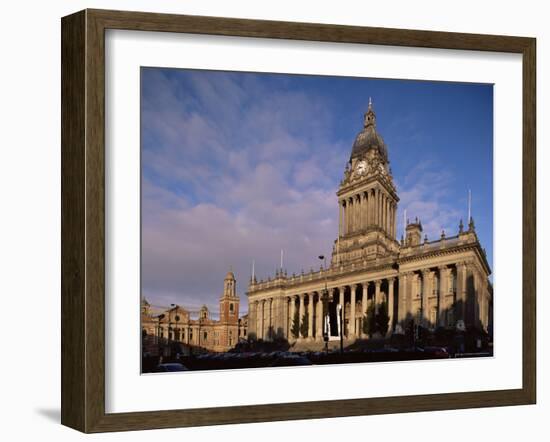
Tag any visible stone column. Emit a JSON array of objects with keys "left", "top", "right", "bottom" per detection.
[
  {"left": 375, "top": 189, "right": 379, "bottom": 227},
  {"left": 362, "top": 281, "right": 369, "bottom": 317},
  {"left": 339, "top": 200, "right": 343, "bottom": 237},
  {"left": 268, "top": 298, "right": 274, "bottom": 340},
  {"left": 421, "top": 269, "right": 431, "bottom": 326},
  {"left": 308, "top": 292, "right": 314, "bottom": 340},
  {"left": 383, "top": 194, "right": 386, "bottom": 230},
  {"left": 389, "top": 202, "right": 393, "bottom": 237},
  {"left": 456, "top": 262, "right": 467, "bottom": 324},
  {"left": 382, "top": 194, "right": 386, "bottom": 233},
  {"left": 352, "top": 195, "right": 357, "bottom": 233},
  {"left": 352, "top": 198, "right": 357, "bottom": 233},
  {"left": 316, "top": 294, "right": 323, "bottom": 341},
  {"left": 345, "top": 199, "right": 349, "bottom": 234},
  {"left": 339, "top": 287, "right": 345, "bottom": 337},
  {"left": 374, "top": 280, "right": 381, "bottom": 314},
  {"left": 350, "top": 284, "right": 357, "bottom": 337},
  {"left": 298, "top": 293, "right": 305, "bottom": 339},
  {"left": 288, "top": 296, "right": 296, "bottom": 341},
  {"left": 362, "top": 192, "right": 368, "bottom": 229},
  {"left": 369, "top": 189, "right": 374, "bottom": 226},
  {"left": 260, "top": 300, "right": 265, "bottom": 340},
  {"left": 394, "top": 203, "right": 398, "bottom": 238},
  {"left": 438, "top": 266, "right": 449, "bottom": 327},
  {"left": 346, "top": 198, "right": 353, "bottom": 235},
  {"left": 357, "top": 195, "right": 362, "bottom": 231},
  {"left": 343, "top": 202, "right": 347, "bottom": 236},
  {"left": 360, "top": 282, "right": 369, "bottom": 337},
  {"left": 282, "top": 296, "right": 288, "bottom": 340},
  {"left": 249, "top": 300, "right": 256, "bottom": 339},
  {"left": 355, "top": 197, "right": 359, "bottom": 233},
  {"left": 397, "top": 273, "right": 408, "bottom": 322},
  {"left": 388, "top": 277, "right": 395, "bottom": 334},
  {"left": 386, "top": 197, "right": 391, "bottom": 236},
  {"left": 379, "top": 191, "right": 383, "bottom": 228}
]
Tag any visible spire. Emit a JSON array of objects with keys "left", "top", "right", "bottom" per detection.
[
  {"left": 459, "top": 219, "right": 464, "bottom": 234},
  {"left": 364, "top": 98, "right": 376, "bottom": 128}
]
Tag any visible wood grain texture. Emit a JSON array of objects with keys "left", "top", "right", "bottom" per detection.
[
  {"left": 61, "top": 10, "right": 86, "bottom": 431},
  {"left": 60, "top": 8, "right": 537, "bottom": 433}
]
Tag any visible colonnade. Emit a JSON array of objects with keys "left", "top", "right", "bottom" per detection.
[
  {"left": 249, "top": 277, "right": 397, "bottom": 342},
  {"left": 396, "top": 264, "right": 467, "bottom": 329},
  {"left": 249, "top": 260, "right": 491, "bottom": 342},
  {"left": 339, "top": 188, "right": 397, "bottom": 238}
]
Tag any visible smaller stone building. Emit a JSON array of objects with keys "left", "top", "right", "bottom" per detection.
[{"left": 141, "top": 271, "right": 248, "bottom": 355}]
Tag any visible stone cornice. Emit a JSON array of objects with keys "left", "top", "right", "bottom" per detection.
[
  {"left": 337, "top": 173, "right": 399, "bottom": 201},
  {"left": 397, "top": 241, "right": 491, "bottom": 275}
]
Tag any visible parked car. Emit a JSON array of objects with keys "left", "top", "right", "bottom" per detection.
[
  {"left": 423, "top": 346, "right": 450, "bottom": 358},
  {"left": 269, "top": 355, "right": 313, "bottom": 367},
  {"left": 153, "top": 363, "right": 189, "bottom": 372}
]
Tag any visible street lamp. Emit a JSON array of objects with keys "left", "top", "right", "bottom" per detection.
[
  {"left": 318, "top": 255, "right": 332, "bottom": 354},
  {"left": 171, "top": 304, "right": 181, "bottom": 358},
  {"left": 156, "top": 313, "right": 165, "bottom": 358}
]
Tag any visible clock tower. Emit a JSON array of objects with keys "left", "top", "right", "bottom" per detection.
[{"left": 332, "top": 99, "right": 400, "bottom": 265}]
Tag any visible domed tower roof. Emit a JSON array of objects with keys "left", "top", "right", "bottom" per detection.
[
  {"left": 350, "top": 98, "right": 388, "bottom": 162},
  {"left": 225, "top": 270, "right": 235, "bottom": 280}
]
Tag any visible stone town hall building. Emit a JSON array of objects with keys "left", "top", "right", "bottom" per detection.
[{"left": 246, "top": 101, "right": 493, "bottom": 345}]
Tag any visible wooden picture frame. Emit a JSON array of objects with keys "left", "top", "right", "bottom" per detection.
[{"left": 61, "top": 8, "right": 536, "bottom": 433}]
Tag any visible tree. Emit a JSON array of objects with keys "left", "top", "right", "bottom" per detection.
[
  {"left": 291, "top": 309, "right": 300, "bottom": 339},
  {"left": 362, "top": 303, "right": 376, "bottom": 338},
  {"left": 376, "top": 301, "right": 390, "bottom": 336},
  {"left": 300, "top": 313, "right": 309, "bottom": 338}
]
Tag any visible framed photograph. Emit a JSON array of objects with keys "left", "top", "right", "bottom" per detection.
[{"left": 61, "top": 9, "right": 536, "bottom": 433}]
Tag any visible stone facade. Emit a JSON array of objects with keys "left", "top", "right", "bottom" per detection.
[
  {"left": 246, "top": 100, "right": 493, "bottom": 346},
  {"left": 142, "top": 271, "right": 248, "bottom": 354}
]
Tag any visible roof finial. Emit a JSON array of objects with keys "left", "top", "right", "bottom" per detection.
[{"left": 368, "top": 96, "right": 373, "bottom": 110}]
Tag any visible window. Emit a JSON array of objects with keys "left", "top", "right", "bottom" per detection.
[
  {"left": 229, "top": 303, "right": 234, "bottom": 312},
  {"left": 430, "top": 308, "right": 437, "bottom": 327},
  {"left": 203, "top": 331, "right": 208, "bottom": 341}
]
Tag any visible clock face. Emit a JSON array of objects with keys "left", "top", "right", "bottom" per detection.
[{"left": 356, "top": 160, "right": 367, "bottom": 175}]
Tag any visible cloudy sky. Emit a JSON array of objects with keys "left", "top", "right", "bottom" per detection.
[{"left": 141, "top": 68, "right": 493, "bottom": 317}]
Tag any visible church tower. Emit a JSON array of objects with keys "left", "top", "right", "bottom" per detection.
[
  {"left": 219, "top": 270, "right": 239, "bottom": 324},
  {"left": 333, "top": 99, "right": 400, "bottom": 265}
]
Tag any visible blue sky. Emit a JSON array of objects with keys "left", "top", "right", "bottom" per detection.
[{"left": 141, "top": 67, "right": 493, "bottom": 317}]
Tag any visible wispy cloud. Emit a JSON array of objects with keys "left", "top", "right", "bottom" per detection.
[
  {"left": 141, "top": 69, "right": 347, "bottom": 310},
  {"left": 396, "top": 159, "right": 463, "bottom": 240}
]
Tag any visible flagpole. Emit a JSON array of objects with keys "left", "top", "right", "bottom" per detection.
[
  {"left": 468, "top": 189, "right": 472, "bottom": 222},
  {"left": 403, "top": 209, "right": 407, "bottom": 239}
]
